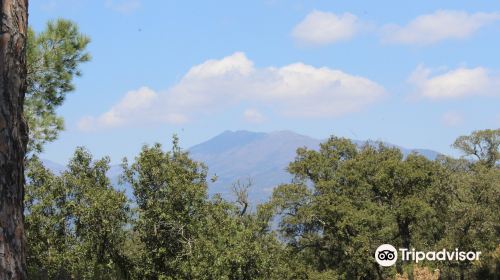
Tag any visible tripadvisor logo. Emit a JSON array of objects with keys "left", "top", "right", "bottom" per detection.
[
  {"left": 375, "top": 244, "right": 481, "bottom": 267},
  {"left": 375, "top": 244, "right": 398, "bottom": 267}
]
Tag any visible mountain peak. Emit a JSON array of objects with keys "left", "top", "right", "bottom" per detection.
[{"left": 190, "top": 130, "right": 267, "bottom": 154}]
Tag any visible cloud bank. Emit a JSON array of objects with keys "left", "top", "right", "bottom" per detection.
[
  {"left": 79, "top": 52, "right": 386, "bottom": 131},
  {"left": 291, "top": 10, "right": 500, "bottom": 46}
]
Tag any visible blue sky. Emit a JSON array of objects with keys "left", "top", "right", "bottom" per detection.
[{"left": 31, "top": 0, "right": 500, "bottom": 164}]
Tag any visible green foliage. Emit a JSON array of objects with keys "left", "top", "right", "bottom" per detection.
[
  {"left": 182, "top": 195, "right": 303, "bottom": 280},
  {"left": 436, "top": 163, "right": 500, "bottom": 279},
  {"left": 122, "top": 138, "right": 303, "bottom": 279},
  {"left": 266, "top": 131, "right": 499, "bottom": 279},
  {"left": 25, "top": 149, "right": 130, "bottom": 279},
  {"left": 26, "top": 19, "right": 90, "bottom": 153},
  {"left": 122, "top": 138, "right": 208, "bottom": 278},
  {"left": 268, "top": 139, "right": 407, "bottom": 278}
]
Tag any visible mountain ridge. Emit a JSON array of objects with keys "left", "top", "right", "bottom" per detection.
[{"left": 41, "top": 130, "right": 442, "bottom": 203}]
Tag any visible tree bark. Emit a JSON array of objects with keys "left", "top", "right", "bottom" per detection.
[{"left": 0, "top": 0, "right": 29, "bottom": 279}]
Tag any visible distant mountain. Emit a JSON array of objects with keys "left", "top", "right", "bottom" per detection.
[
  {"left": 188, "top": 130, "right": 441, "bottom": 204},
  {"left": 41, "top": 130, "right": 441, "bottom": 204},
  {"left": 189, "top": 131, "right": 321, "bottom": 203}
]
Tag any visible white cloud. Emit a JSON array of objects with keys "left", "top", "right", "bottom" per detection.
[
  {"left": 291, "top": 10, "right": 500, "bottom": 47},
  {"left": 79, "top": 52, "right": 386, "bottom": 131},
  {"left": 382, "top": 10, "right": 500, "bottom": 45},
  {"left": 243, "top": 109, "right": 266, "bottom": 123},
  {"left": 408, "top": 65, "right": 496, "bottom": 99},
  {"left": 292, "top": 11, "right": 360, "bottom": 46},
  {"left": 78, "top": 87, "right": 188, "bottom": 131},
  {"left": 442, "top": 112, "right": 463, "bottom": 127},
  {"left": 105, "top": 0, "right": 141, "bottom": 14}
]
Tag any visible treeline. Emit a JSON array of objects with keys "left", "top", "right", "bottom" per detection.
[{"left": 24, "top": 130, "right": 500, "bottom": 279}]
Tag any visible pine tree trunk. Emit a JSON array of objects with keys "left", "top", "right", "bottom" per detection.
[{"left": 0, "top": 0, "right": 29, "bottom": 279}]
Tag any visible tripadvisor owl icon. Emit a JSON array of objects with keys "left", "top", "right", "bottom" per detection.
[{"left": 375, "top": 244, "right": 398, "bottom": 267}]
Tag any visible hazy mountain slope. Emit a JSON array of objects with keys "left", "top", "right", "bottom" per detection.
[
  {"left": 189, "top": 131, "right": 441, "bottom": 203},
  {"left": 41, "top": 130, "right": 441, "bottom": 204},
  {"left": 189, "top": 131, "right": 321, "bottom": 202}
]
